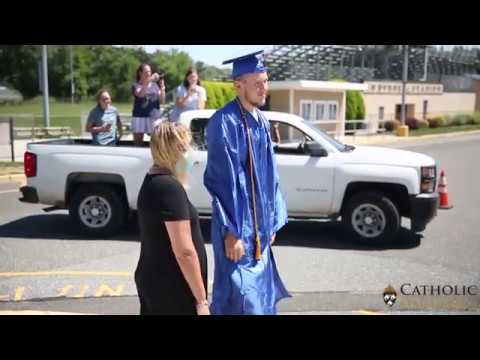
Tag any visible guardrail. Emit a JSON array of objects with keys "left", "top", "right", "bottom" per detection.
[{"left": 13, "top": 126, "right": 74, "bottom": 139}]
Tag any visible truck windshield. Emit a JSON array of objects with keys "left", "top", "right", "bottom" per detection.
[{"left": 302, "top": 121, "right": 348, "bottom": 152}]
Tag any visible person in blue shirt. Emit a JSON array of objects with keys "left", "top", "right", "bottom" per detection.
[
  {"left": 86, "top": 89, "right": 122, "bottom": 146},
  {"left": 203, "top": 51, "right": 290, "bottom": 315}
]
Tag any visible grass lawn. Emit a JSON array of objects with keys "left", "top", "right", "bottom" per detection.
[
  {"left": 0, "top": 98, "right": 133, "bottom": 136},
  {"left": 0, "top": 161, "right": 24, "bottom": 175},
  {"left": 410, "top": 124, "right": 480, "bottom": 136},
  {"left": 0, "top": 97, "right": 133, "bottom": 115}
]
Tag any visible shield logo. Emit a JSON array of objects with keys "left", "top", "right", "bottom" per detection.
[{"left": 383, "top": 285, "right": 397, "bottom": 307}]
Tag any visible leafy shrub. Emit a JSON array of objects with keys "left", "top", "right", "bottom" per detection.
[
  {"left": 450, "top": 114, "right": 471, "bottom": 126},
  {"left": 472, "top": 112, "right": 480, "bottom": 124},
  {"left": 203, "top": 81, "right": 236, "bottom": 109},
  {"left": 382, "top": 119, "right": 401, "bottom": 132},
  {"left": 405, "top": 117, "right": 428, "bottom": 130},
  {"left": 427, "top": 116, "right": 447, "bottom": 128}
]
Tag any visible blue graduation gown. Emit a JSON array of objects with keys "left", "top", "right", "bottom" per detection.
[{"left": 203, "top": 100, "right": 291, "bottom": 315}]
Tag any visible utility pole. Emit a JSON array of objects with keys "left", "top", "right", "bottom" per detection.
[
  {"left": 420, "top": 45, "right": 429, "bottom": 82},
  {"left": 401, "top": 45, "right": 409, "bottom": 126},
  {"left": 41, "top": 45, "right": 50, "bottom": 127},
  {"left": 70, "top": 45, "right": 75, "bottom": 104}
]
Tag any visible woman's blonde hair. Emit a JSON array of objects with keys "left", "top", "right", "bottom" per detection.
[{"left": 150, "top": 121, "right": 192, "bottom": 176}]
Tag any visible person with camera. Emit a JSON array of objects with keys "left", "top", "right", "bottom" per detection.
[
  {"left": 131, "top": 63, "right": 166, "bottom": 146},
  {"left": 169, "top": 68, "right": 206, "bottom": 122}
]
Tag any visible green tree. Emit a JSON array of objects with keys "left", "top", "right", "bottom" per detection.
[
  {"left": 0, "top": 45, "right": 40, "bottom": 98},
  {"left": 331, "top": 79, "right": 366, "bottom": 120},
  {"left": 152, "top": 49, "right": 194, "bottom": 93}
]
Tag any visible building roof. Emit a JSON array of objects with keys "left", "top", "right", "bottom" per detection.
[{"left": 268, "top": 80, "right": 368, "bottom": 92}]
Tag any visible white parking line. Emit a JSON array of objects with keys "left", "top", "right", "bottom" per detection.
[
  {"left": 0, "top": 271, "right": 133, "bottom": 277},
  {"left": 0, "top": 189, "right": 19, "bottom": 195}
]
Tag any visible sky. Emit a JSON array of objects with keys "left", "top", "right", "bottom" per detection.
[{"left": 142, "top": 45, "right": 273, "bottom": 68}]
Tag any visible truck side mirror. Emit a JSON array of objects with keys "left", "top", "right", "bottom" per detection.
[{"left": 304, "top": 142, "right": 328, "bottom": 157}]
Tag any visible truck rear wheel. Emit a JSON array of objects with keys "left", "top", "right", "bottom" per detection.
[
  {"left": 69, "top": 184, "right": 128, "bottom": 237},
  {"left": 342, "top": 192, "right": 400, "bottom": 245}
]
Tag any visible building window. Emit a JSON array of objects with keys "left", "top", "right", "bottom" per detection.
[
  {"left": 423, "top": 100, "right": 428, "bottom": 120},
  {"left": 379, "top": 106, "right": 384, "bottom": 121},
  {"left": 300, "top": 101, "right": 313, "bottom": 121},
  {"left": 328, "top": 102, "right": 337, "bottom": 120},
  {"left": 315, "top": 102, "right": 326, "bottom": 120},
  {"left": 300, "top": 100, "right": 338, "bottom": 121}
]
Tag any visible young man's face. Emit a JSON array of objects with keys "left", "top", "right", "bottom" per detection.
[{"left": 236, "top": 72, "right": 269, "bottom": 107}]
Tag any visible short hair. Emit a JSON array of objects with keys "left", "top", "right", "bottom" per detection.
[
  {"left": 96, "top": 88, "right": 110, "bottom": 104},
  {"left": 150, "top": 122, "right": 192, "bottom": 176}
]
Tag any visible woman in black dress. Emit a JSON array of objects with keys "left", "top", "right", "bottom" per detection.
[{"left": 135, "top": 121, "right": 209, "bottom": 315}]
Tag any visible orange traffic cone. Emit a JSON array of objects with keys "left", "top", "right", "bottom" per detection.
[{"left": 438, "top": 170, "right": 453, "bottom": 209}]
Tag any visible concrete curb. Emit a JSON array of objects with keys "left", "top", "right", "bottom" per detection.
[
  {"left": 348, "top": 129, "right": 480, "bottom": 146},
  {"left": 0, "top": 173, "right": 26, "bottom": 186}
]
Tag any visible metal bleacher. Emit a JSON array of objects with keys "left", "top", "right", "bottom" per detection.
[{"left": 264, "top": 45, "right": 479, "bottom": 86}]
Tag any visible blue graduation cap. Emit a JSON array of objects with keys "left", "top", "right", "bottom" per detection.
[{"left": 222, "top": 50, "right": 268, "bottom": 78}]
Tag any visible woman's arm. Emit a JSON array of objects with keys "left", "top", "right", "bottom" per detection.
[
  {"left": 159, "top": 89, "right": 166, "bottom": 105},
  {"left": 197, "top": 87, "right": 206, "bottom": 110},
  {"left": 158, "top": 79, "right": 166, "bottom": 105},
  {"left": 133, "top": 82, "right": 149, "bottom": 98},
  {"left": 175, "top": 86, "right": 198, "bottom": 109},
  {"left": 86, "top": 120, "right": 109, "bottom": 134},
  {"left": 175, "top": 94, "right": 189, "bottom": 108},
  {"left": 165, "top": 220, "right": 209, "bottom": 314},
  {"left": 87, "top": 124, "right": 108, "bottom": 134}
]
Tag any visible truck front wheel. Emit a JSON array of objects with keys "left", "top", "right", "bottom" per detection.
[
  {"left": 69, "top": 185, "right": 128, "bottom": 237},
  {"left": 342, "top": 192, "right": 400, "bottom": 245}
]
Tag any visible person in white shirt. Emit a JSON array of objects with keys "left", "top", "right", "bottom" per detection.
[{"left": 169, "top": 68, "right": 207, "bottom": 122}]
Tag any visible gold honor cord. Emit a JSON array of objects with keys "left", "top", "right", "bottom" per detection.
[{"left": 236, "top": 98, "right": 262, "bottom": 261}]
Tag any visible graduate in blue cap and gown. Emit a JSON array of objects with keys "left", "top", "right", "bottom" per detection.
[{"left": 203, "top": 51, "right": 291, "bottom": 315}]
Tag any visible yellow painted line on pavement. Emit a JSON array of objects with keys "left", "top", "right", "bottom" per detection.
[
  {"left": 0, "top": 271, "right": 133, "bottom": 277},
  {"left": 353, "top": 310, "right": 384, "bottom": 315},
  {"left": 0, "top": 311, "right": 96, "bottom": 315},
  {"left": 57, "top": 285, "right": 75, "bottom": 297},
  {"left": 72, "top": 285, "right": 90, "bottom": 298},
  {"left": 95, "top": 284, "right": 125, "bottom": 297},
  {"left": 14, "top": 287, "right": 25, "bottom": 301},
  {"left": 0, "top": 189, "right": 20, "bottom": 195}
]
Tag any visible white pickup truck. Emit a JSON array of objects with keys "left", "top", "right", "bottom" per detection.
[{"left": 19, "top": 109, "right": 439, "bottom": 245}]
